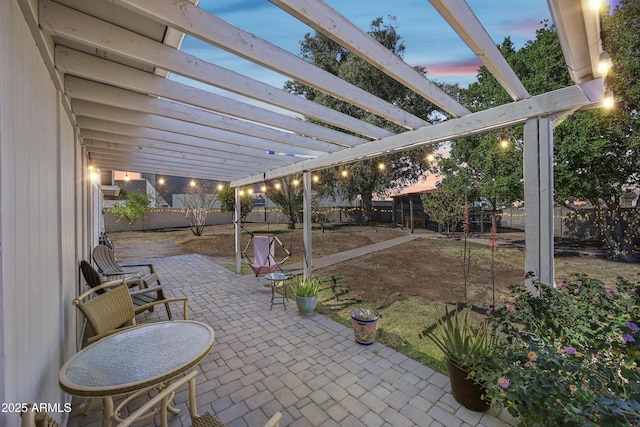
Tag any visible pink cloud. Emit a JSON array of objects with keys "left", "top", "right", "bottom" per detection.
[{"left": 418, "top": 58, "right": 483, "bottom": 78}]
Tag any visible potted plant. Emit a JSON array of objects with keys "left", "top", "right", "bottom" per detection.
[
  {"left": 350, "top": 306, "right": 380, "bottom": 345},
  {"left": 422, "top": 304, "right": 495, "bottom": 412},
  {"left": 289, "top": 275, "right": 322, "bottom": 316}
]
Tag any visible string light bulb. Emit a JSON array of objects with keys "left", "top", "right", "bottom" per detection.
[
  {"left": 312, "top": 175, "right": 320, "bottom": 183},
  {"left": 274, "top": 182, "right": 282, "bottom": 190},
  {"left": 189, "top": 179, "right": 196, "bottom": 187},
  {"left": 377, "top": 162, "right": 386, "bottom": 171},
  {"left": 426, "top": 153, "right": 435, "bottom": 162},
  {"left": 292, "top": 178, "right": 300, "bottom": 187},
  {"left": 158, "top": 177, "right": 165, "bottom": 185},
  {"left": 603, "top": 89, "right": 614, "bottom": 109},
  {"left": 261, "top": 185, "right": 267, "bottom": 192},
  {"left": 598, "top": 51, "right": 612, "bottom": 75},
  {"left": 340, "top": 169, "right": 348, "bottom": 178}
]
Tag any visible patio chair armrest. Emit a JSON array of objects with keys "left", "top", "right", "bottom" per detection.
[
  {"left": 119, "top": 262, "right": 156, "bottom": 273},
  {"left": 134, "top": 297, "right": 189, "bottom": 320},
  {"left": 128, "top": 285, "right": 163, "bottom": 298}
]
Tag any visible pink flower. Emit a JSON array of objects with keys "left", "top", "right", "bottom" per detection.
[
  {"left": 507, "top": 304, "right": 515, "bottom": 313},
  {"left": 574, "top": 288, "right": 579, "bottom": 294},
  {"left": 528, "top": 351, "right": 538, "bottom": 361},
  {"left": 565, "top": 347, "right": 577, "bottom": 355},
  {"left": 498, "top": 377, "right": 510, "bottom": 389},
  {"left": 557, "top": 280, "right": 566, "bottom": 289}
]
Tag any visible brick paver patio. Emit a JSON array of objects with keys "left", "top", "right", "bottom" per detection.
[{"left": 67, "top": 254, "right": 517, "bottom": 427}]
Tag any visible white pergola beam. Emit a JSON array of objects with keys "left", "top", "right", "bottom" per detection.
[
  {"left": 85, "top": 141, "right": 262, "bottom": 174},
  {"left": 83, "top": 133, "right": 274, "bottom": 169},
  {"left": 112, "top": 0, "right": 429, "bottom": 131},
  {"left": 428, "top": 0, "right": 530, "bottom": 100},
  {"left": 40, "top": 0, "right": 393, "bottom": 140},
  {"left": 57, "top": 47, "right": 367, "bottom": 148},
  {"left": 89, "top": 154, "right": 237, "bottom": 180},
  {"left": 232, "top": 80, "right": 603, "bottom": 187},
  {"left": 73, "top": 100, "right": 327, "bottom": 158},
  {"left": 548, "top": 0, "right": 603, "bottom": 83},
  {"left": 77, "top": 117, "right": 300, "bottom": 163},
  {"left": 270, "top": 0, "right": 471, "bottom": 118},
  {"left": 66, "top": 77, "right": 344, "bottom": 154}
]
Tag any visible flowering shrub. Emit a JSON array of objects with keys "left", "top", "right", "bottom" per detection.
[{"left": 473, "top": 274, "right": 640, "bottom": 426}]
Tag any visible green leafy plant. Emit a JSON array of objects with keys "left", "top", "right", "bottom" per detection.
[
  {"left": 475, "top": 274, "right": 640, "bottom": 426},
  {"left": 289, "top": 276, "right": 322, "bottom": 297},
  {"left": 350, "top": 305, "right": 381, "bottom": 321},
  {"left": 421, "top": 304, "right": 496, "bottom": 370},
  {"left": 110, "top": 193, "right": 151, "bottom": 230}
]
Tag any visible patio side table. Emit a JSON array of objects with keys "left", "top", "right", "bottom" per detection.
[{"left": 264, "top": 272, "right": 293, "bottom": 310}]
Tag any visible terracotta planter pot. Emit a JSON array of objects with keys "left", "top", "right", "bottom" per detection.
[
  {"left": 447, "top": 359, "right": 489, "bottom": 412},
  {"left": 350, "top": 314, "right": 378, "bottom": 345}
]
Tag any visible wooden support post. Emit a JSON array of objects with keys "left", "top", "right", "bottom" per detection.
[{"left": 524, "top": 117, "right": 555, "bottom": 291}]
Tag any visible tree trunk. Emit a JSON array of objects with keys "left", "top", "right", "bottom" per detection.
[{"left": 361, "top": 195, "right": 373, "bottom": 224}]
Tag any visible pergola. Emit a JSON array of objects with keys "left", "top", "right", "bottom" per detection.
[{"left": 23, "top": 0, "right": 607, "bottom": 285}]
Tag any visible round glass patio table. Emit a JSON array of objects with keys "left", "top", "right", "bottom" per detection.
[{"left": 59, "top": 320, "right": 215, "bottom": 427}]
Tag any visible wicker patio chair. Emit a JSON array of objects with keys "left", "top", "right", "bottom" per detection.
[
  {"left": 80, "top": 260, "right": 173, "bottom": 319},
  {"left": 20, "top": 407, "right": 61, "bottom": 427},
  {"left": 118, "top": 370, "right": 282, "bottom": 427},
  {"left": 73, "top": 279, "right": 188, "bottom": 344},
  {"left": 92, "top": 244, "right": 161, "bottom": 285}
]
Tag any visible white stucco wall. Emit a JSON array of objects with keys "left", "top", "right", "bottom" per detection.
[{"left": 1, "top": 1, "right": 82, "bottom": 425}]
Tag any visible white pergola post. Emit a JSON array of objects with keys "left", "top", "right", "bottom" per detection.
[
  {"left": 523, "top": 117, "right": 555, "bottom": 291},
  {"left": 302, "top": 172, "right": 312, "bottom": 278},
  {"left": 234, "top": 187, "right": 242, "bottom": 273}
]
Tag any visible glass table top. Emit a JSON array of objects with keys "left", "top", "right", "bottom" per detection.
[{"left": 61, "top": 321, "right": 214, "bottom": 394}]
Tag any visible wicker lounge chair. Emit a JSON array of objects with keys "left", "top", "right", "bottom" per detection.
[
  {"left": 92, "top": 244, "right": 161, "bottom": 285},
  {"left": 118, "top": 370, "right": 282, "bottom": 427},
  {"left": 80, "top": 260, "right": 173, "bottom": 319},
  {"left": 73, "top": 279, "right": 188, "bottom": 344}
]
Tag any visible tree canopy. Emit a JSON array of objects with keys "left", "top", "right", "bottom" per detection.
[
  {"left": 285, "top": 17, "right": 439, "bottom": 223},
  {"left": 437, "top": 8, "right": 640, "bottom": 260}
]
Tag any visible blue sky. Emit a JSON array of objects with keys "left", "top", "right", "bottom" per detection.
[{"left": 180, "top": 0, "right": 555, "bottom": 90}]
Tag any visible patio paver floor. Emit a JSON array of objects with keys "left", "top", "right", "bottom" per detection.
[{"left": 66, "top": 254, "right": 517, "bottom": 427}]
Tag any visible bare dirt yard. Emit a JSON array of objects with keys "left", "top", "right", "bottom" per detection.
[{"left": 109, "top": 223, "right": 638, "bottom": 310}]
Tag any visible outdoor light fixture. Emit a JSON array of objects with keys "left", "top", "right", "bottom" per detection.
[
  {"left": 274, "top": 182, "right": 282, "bottom": 190},
  {"left": 603, "top": 89, "right": 614, "bottom": 109},
  {"left": 158, "top": 177, "right": 165, "bottom": 185},
  {"left": 426, "top": 153, "right": 435, "bottom": 162},
  {"left": 312, "top": 175, "right": 320, "bottom": 183},
  {"left": 261, "top": 185, "right": 267, "bottom": 192},
  {"left": 124, "top": 172, "right": 130, "bottom": 181},
  {"left": 340, "top": 169, "right": 348, "bottom": 178},
  {"left": 189, "top": 179, "right": 196, "bottom": 187},
  {"left": 377, "top": 162, "right": 386, "bottom": 171},
  {"left": 218, "top": 184, "right": 224, "bottom": 191},
  {"left": 598, "top": 51, "right": 612, "bottom": 75},
  {"left": 292, "top": 178, "right": 300, "bottom": 186},
  {"left": 588, "top": 0, "right": 604, "bottom": 10}
]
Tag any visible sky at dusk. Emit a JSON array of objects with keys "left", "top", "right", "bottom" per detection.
[{"left": 180, "top": 0, "right": 556, "bottom": 90}]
